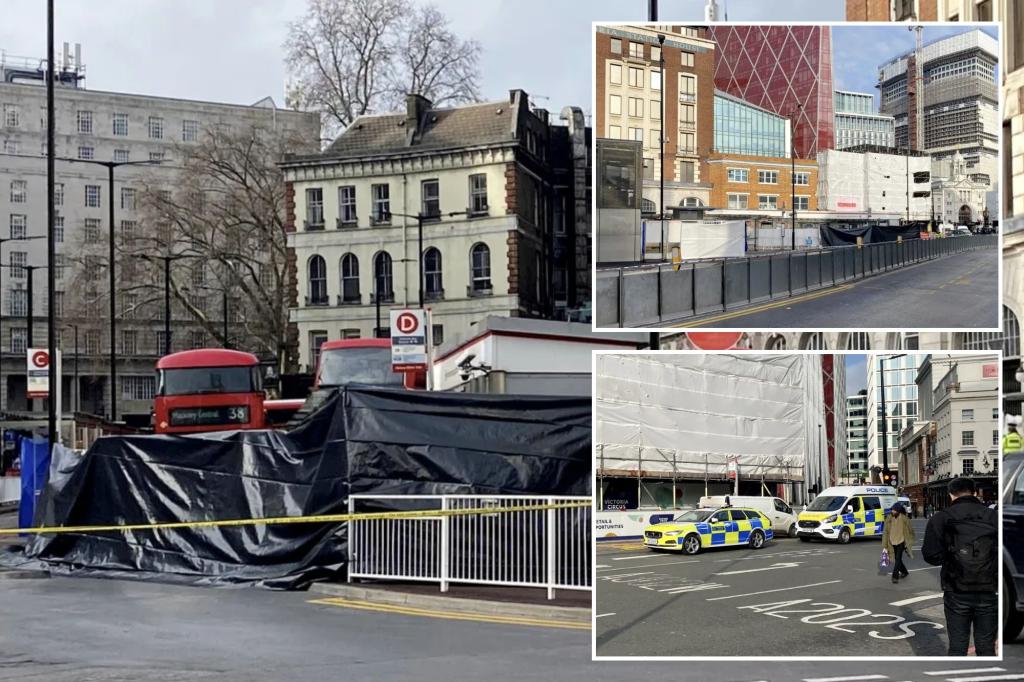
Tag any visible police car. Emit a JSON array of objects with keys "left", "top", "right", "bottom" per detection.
[
  {"left": 643, "top": 505, "right": 773, "bottom": 555},
  {"left": 796, "top": 485, "right": 897, "bottom": 543}
]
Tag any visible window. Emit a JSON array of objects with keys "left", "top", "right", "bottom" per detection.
[
  {"left": 630, "top": 127, "right": 644, "bottom": 142},
  {"left": 338, "top": 186, "right": 357, "bottom": 224},
  {"left": 993, "top": 408, "right": 999, "bottom": 420},
  {"left": 794, "top": 196, "right": 809, "bottom": 210},
  {"left": 9, "top": 214, "right": 25, "bottom": 239},
  {"left": 305, "top": 188, "right": 324, "bottom": 228},
  {"left": 678, "top": 132, "right": 694, "bottom": 153},
  {"left": 679, "top": 160, "right": 695, "bottom": 183},
  {"left": 3, "top": 140, "right": 18, "bottom": 155},
  {"left": 54, "top": 253, "right": 65, "bottom": 279},
  {"left": 373, "top": 251, "right": 394, "bottom": 302},
  {"left": 470, "top": 243, "right": 491, "bottom": 292},
  {"left": 121, "top": 375, "right": 155, "bottom": 401},
  {"left": 651, "top": 70, "right": 662, "bottom": 91},
  {"left": 9, "top": 289, "right": 26, "bottom": 316},
  {"left": 3, "top": 104, "right": 19, "bottom": 128},
  {"left": 609, "top": 63, "right": 622, "bottom": 85},
  {"left": 121, "top": 187, "right": 136, "bottom": 210},
  {"left": 308, "top": 331, "right": 328, "bottom": 370},
  {"left": 372, "top": 184, "right": 390, "bottom": 223},
  {"left": 975, "top": 0, "right": 991, "bottom": 21},
  {"left": 307, "top": 255, "right": 327, "bottom": 305},
  {"left": 681, "top": 51, "right": 694, "bottom": 68},
  {"left": 148, "top": 116, "right": 163, "bottom": 140},
  {"left": 651, "top": 99, "right": 660, "bottom": 121},
  {"left": 54, "top": 183, "right": 63, "bottom": 206},
  {"left": 608, "top": 124, "right": 621, "bottom": 139},
  {"left": 679, "top": 103, "right": 694, "bottom": 126},
  {"left": 469, "top": 174, "right": 488, "bottom": 214},
  {"left": 432, "top": 324, "right": 444, "bottom": 347},
  {"left": 628, "top": 41, "right": 643, "bottom": 58},
  {"left": 9, "top": 251, "right": 25, "bottom": 278},
  {"left": 112, "top": 113, "right": 128, "bottom": 136},
  {"left": 609, "top": 94, "right": 622, "bottom": 116},
  {"left": 759, "top": 195, "right": 778, "bottom": 209},
  {"left": 628, "top": 67, "right": 643, "bottom": 88},
  {"left": 962, "top": 408, "right": 974, "bottom": 421},
  {"left": 182, "top": 119, "right": 199, "bottom": 142},
  {"left": 84, "top": 218, "right": 101, "bottom": 242},
  {"left": 758, "top": 170, "right": 778, "bottom": 184},
  {"left": 994, "top": 430, "right": 1000, "bottom": 446},
  {"left": 680, "top": 74, "right": 696, "bottom": 97},
  {"left": 74, "top": 112, "right": 93, "bottom": 137},
  {"left": 84, "top": 330, "right": 101, "bottom": 355},
  {"left": 78, "top": 146, "right": 94, "bottom": 160},
  {"left": 114, "top": 149, "right": 129, "bottom": 163},
  {"left": 727, "top": 168, "right": 748, "bottom": 183},
  {"left": 120, "top": 329, "right": 138, "bottom": 354},
  {"left": 962, "top": 431, "right": 974, "bottom": 446},
  {"left": 10, "top": 180, "right": 26, "bottom": 203},
  {"left": 424, "top": 247, "right": 443, "bottom": 300},
  {"left": 793, "top": 172, "right": 810, "bottom": 186},
  {"left": 340, "top": 253, "right": 360, "bottom": 303},
  {"left": 627, "top": 97, "right": 643, "bottom": 117},
  {"left": 862, "top": 496, "right": 881, "bottom": 511},
  {"left": 119, "top": 220, "right": 136, "bottom": 245},
  {"left": 727, "top": 193, "right": 748, "bottom": 209},
  {"left": 54, "top": 216, "right": 64, "bottom": 243},
  {"left": 962, "top": 458, "right": 975, "bottom": 475},
  {"left": 149, "top": 151, "right": 165, "bottom": 162},
  {"left": 649, "top": 130, "right": 660, "bottom": 149},
  {"left": 10, "top": 328, "right": 26, "bottom": 354},
  {"left": 610, "top": 38, "right": 621, "bottom": 54},
  {"left": 893, "top": 0, "right": 915, "bottom": 21},
  {"left": 341, "top": 329, "right": 360, "bottom": 339},
  {"left": 421, "top": 179, "right": 440, "bottom": 218}
]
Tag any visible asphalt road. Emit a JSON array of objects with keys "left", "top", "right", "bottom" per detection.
[
  {"left": 682, "top": 245, "right": 998, "bottom": 329},
  {"left": 597, "top": 522, "right": 998, "bottom": 658},
  {"left": 1, "top": 570, "right": 1021, "bottom": 681}
]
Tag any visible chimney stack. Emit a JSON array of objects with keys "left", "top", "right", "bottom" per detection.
[{"left": 405, "top": 93, "right": 432, "bottom": 143}]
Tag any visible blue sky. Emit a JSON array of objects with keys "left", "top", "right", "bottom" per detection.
[
  {"left": 833, "top": 25, "right": 1000, "bottom": 103},
  {"left": 845, "top": 355, "right": 867, "bottom": 395},
  {"left": 0, "top": 0, "right": 844, "bottom": 122}
]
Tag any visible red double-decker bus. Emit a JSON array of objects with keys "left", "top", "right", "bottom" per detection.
[{"left": 153, "top": 349, "right": 265, "bottom": 434}]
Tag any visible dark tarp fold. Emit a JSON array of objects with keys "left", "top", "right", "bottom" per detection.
[
  {"left": 2, "top": 387, "right": 591, "bottom": 589},
  {"left": 819, "top": 222, "right": 927, "bottom": 246}
]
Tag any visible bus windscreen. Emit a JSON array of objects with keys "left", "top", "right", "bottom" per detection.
[
  {"left": 318, "top": 347, "right": 404, "bottom": 387},
  {"left": 159, "top": 366, "right": 255, "bottom": 396}
]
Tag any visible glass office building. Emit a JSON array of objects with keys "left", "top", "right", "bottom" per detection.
[
  {"left": 713, "top": 90, "right": 789, "bottom": 157},
  {"left": 710, "top": 25, "right": 835, "bottom": 158},
  {"left": 834, "top": 90, "right": 895, "bottom": 150}
]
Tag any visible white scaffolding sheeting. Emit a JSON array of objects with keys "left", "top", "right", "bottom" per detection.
[
  {"left": 654, "top": 220, "right": 746, "bottom": 259},
  {"left": 596, "top": 354, "right": 826, "bottom": 483}
]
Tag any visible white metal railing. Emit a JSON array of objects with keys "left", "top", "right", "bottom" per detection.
[{"left": 347, "top": 495, "right": 591, "bottom": 599}]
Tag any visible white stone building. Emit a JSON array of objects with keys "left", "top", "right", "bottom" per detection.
[
  {"left": 280, "top": 91, "right": 590, "bottom": 372},
  {"left": 0, "top": 51, "right": 318, "bottom": 420},
  {"left": 931, "top": 151, "right": 989, "bottom": 225}
]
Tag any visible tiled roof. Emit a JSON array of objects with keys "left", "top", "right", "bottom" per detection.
[{"left": 321, "top": 100, "right": 518, "bottom": 160}]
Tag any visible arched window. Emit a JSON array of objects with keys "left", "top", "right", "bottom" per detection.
[
  {"left": 470, "top": 243, "right": 491, "bottom": 293},
  {"left": 307, "top": 255, "right": 327, "bottom": 305},
  {"left": 374, "top": 251, "right": 394, "bottom": 303},
  {"left": 767, "top": 334, "right": 787, "bottom": 350},
  {"left": 962, "top": 306, "right": 1021, "bottom": 358},
  {"left": 845, "top": 332, "right": 871, "bottom": 350},
  {"left": 340, "top": 253, "right": 360, "bottom": 304},
  {"left": 423, "top": 247, "right": 443, "bottom": 300},
  {"left": 800, "top": 332, "right": 827, "bottom": 350}
]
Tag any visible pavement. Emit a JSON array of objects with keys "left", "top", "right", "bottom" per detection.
[
  {"left": 597, "top": 521, "right": 995, "bottom": 658},
  {"left": 680, "top": 246, "right": 999, "bottom": 329}
]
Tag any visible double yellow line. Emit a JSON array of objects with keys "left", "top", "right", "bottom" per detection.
[
  {"left": 308, "top": 597, "right": 591, "bottom": 630},
  {"left": 0, "top": 501, "right": 592, "bottom": 537},
  {"left": 674, "top": 284, "right": 854, "bottom": 327}
]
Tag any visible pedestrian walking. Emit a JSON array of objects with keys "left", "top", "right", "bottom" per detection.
[
  {"left": 922, "top": 477, "right": 998, "bottom": 656},
  {"left": 881, "top": 502, "right": 914, "bottom": 583}
]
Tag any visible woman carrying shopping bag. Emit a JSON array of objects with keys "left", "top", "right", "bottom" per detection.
[{"left": 882, "top": 502, "right": 915, "bottom": 584}]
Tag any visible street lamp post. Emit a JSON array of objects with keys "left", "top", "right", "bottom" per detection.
[
  {"left": 790, "top": 103, "right": 802, "bottom": 251},
  {"left": 136, "top": 254, "right": 185, "bottom": 356},
  {"left": 386, "top": 210, "right": 466, "bottom": 309},
  {"left": 817, "top": 423, "right": 823, "bottom": 493}
]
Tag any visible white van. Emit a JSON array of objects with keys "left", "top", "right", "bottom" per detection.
[
  {"left": 796, "top": 485, "right": 898, "bottom": 543},
  {"left": 698, "top": 495, "right": 799, "bottom": 538}
]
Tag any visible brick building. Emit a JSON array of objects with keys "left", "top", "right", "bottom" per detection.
[
  {"left": 594, "top": 24, "right": 716, "bottom": 213},
  {"left": 706, "top": 153, "right": 818, "bottom": 213}
]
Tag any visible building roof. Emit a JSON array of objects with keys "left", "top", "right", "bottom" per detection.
[{"left": 292, "top": 99, "right": 519, "bottom": 163}]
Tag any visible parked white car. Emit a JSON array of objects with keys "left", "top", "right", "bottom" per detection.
[{"left": 697, "top": 495, "right": 799, "bottom": 538}]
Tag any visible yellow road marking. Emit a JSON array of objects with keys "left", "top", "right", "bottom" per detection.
[
  {"left": 307, "top": 597, "right": 591, "bottom": 630},
  {"left": 674, "top": 284, "right": 854, "bottom": 327},
  {"left": 596, "top": 542, "right": 647, "bottom": 551}
]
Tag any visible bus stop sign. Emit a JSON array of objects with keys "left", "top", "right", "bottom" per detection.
[{"left": 390, "top": 309, "right": 428, "bottom": 371}]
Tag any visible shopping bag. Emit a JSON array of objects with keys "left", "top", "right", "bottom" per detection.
[{"left": 879, "top": 548, "right": 891, "bottom": 572}]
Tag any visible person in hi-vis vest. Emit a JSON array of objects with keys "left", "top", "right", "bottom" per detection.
[{"left": 1003, "top": 414, "right": 1023, "bottom": 456}]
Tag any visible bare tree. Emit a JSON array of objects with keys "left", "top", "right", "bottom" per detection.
[{"left": 285, "top": 0, "right": 481, "bottom": 136}]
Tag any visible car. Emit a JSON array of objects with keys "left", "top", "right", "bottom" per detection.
[
  {"left": 642, "top": 506, "right": 773, "bottom": 555},
  {"left": 1003, "top": 451, "right": 1024, "bottom": 642},
  {"left": 796, "top": 485, "right": 897, "bottom": 543},
  {"left": 698, "top": 494, "right": 799, "bottom": 537}
]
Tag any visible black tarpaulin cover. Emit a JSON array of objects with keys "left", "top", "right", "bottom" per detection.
[
  {"left": 819, "top": 222, "right": 927, "bottom": 246},
  {"left": 9, "top": 387, "right": 591, "bottom": 589}
]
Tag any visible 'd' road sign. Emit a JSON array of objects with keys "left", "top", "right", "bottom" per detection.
[
  {"left": 389, "top": 309, "right": 427, "bottom": 371},
  {"left": 686, "top": 332, "right": 743, "bottom": 350}
]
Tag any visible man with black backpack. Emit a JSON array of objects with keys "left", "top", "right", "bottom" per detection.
[{"left": 922, "top": 477, "right": 998, "bottom": 656}]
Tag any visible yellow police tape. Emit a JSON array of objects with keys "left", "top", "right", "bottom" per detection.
[{"left": 0, "top": 500, "right": 592, "bottom": 536}]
